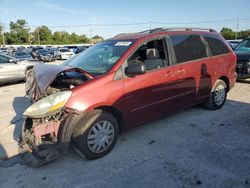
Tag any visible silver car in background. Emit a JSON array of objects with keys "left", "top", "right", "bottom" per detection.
[{"left": 0, "top": 53, "right": 43, "bottom": 85}]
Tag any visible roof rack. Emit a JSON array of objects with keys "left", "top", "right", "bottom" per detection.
[{"left": 141, "top": 27, "right": 217, "bottom": 33}]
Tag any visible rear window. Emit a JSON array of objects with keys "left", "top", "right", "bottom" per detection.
[
  {"left": 170, "top": 35, "right": 207, "bottom": 63},
  {"left": 60, "top": 49, "right": 70, "bottom": 52},
  {"left": 204, "top": 34, "right": 229, "bottom": 56}
]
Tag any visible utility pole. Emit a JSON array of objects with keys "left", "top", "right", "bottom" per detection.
[
  {"left": 149, "top": 22, "right": 152, "bottom": 31},
  {"left": 2, "top": 33, "right": 5, "bottom": 47},
  {"left": 89, "top": 24, "right": 93, "bottom": 44},
  {"left": 38, "top": 30, "right": 40, "bottom": 45},
  {"left": 235, "top": 18, "right": 239, "bottom": 40}
]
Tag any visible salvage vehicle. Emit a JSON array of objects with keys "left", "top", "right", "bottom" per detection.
[
  {"left": 233, "top": 38, "right": 250, "bottom": 79},
  {"left": 0, "top": 53, "right": 42, "bottom": 85},
  {"left": 58, "top": 48, "right": 75, "bottom": 60},
  {"left": 36, "top": 49, "right": 56, "bottom": 62},
  {"left": 13, "top": 51, "right": 33, "bottom": 61},
  {"left": 20, "top": 28, "right": 237, "bottom": 166}
]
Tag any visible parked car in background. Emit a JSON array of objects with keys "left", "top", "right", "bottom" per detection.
[
  {"left": 36, "top": 49, "right": 56, "bottom": 62},
  {"left": 75, "top": 46, "right": 87, "bottom": 54},
  {"left": 13, "top": 51, "right": 33, "bottom": 61},
  {"left": 58, "top": 48, "right": 75, "bottom": 60},
  {"left": 47, "top": 47, "right": 61, "bottom": 59},
  {"left": 0, "top": 48, "right": 8, "bottom": 55},
  {"left": 64, "top": 45, "right": 78, "bottom": 53},
  {"left": 21, "top": 27, "right": 236, "bottom": 166},
  {"left": 227, "top": 39, "right": 242, "bottom": 49},
  {"left": 0, "top": 53, "right": 42, "bottom": 85},
  {"left": 31, "top": 47, "right": 44, "bottom": 59},
  {"left": 233, "top": 38, "right": 250, "bottom": 79}
]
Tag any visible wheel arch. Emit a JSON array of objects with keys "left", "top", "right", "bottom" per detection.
[
  {"left": 94, "top": 106, "right": 126, "bottom": 131},
  {"left": 25, "top": 66, "right": 34, "bottom": 74},
  {"left": 218, "top": 76, "right": 229, "bottom": 92}
]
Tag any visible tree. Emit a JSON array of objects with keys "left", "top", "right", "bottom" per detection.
[
  {"left": 237, "top": 29, "right": 250, "bottom": 39},
  {"left": 52, "top": 31, "right": 63, "bottom": 44},
  {"left": 9, "top": 19, "right": 30, "bottom": 44},
  {"left": 0, "top": 22, "right": 4, "bottom": 46},
  {"left": 92, "top": 35, "right": 103, "bottom": 40},
  {"left": 1, "top": 19, "right": 102, "bottom": 44},
  {"left": 91, "top": 35, "right": 103, "bottom": 43},
  {"left": 220, "top": 27, "right": 235, "bottom": 40},
  {"left": 33, "top": 25, "right": 52, "bottom": 44},
  {"left": 220, "top": 27, "right": 250, "bottom": 40},
  {"left": 79, "top": 34, "right": 90, "bottom": 43}
]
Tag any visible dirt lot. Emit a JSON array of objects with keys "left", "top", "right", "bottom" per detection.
[{"left": 0, "top": 80, "right": 250, "bottom": 188}]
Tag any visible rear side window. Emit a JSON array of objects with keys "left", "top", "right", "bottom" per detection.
[
  {"left": 203, "top": 34, "right": 229, "bottom": 56},
  {"left": 170, "top": 35, "right": 207, "bottom": 63}
]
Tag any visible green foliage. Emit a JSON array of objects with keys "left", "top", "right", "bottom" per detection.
[
  {"left": 0, "top": 22, "right": 3, "bottom": 35},
  {"left": 32, "top": 25, "right": 53, "bottom": 44},
  {"left": 0, "top": 22, "right": 3, "bottom": 45},
  {"left": 9, "top": 19, "right": 30, "bottom": 44},
  {"left": 92, "top": 35, "right": 103, "bottom": 40},
  {"left": 1, "top": 19, "right": 95, "bottom": 45},
  {"left": 220, "top": 27, "right": 250, "bottom": 40}
]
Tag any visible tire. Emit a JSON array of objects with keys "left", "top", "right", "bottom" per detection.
[
  {"left": 60, "top": 55, "right": 63, "bottom": 60},
  {"left": 72, "top": 110, "right": 119, "bottom": 160},
  {"left": 204, "top": 79, "right": 227, "bottom": 110}
]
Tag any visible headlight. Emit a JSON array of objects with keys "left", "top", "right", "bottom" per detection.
[{"left": 24, "top": 91, "right": 72, "bottom": 118}]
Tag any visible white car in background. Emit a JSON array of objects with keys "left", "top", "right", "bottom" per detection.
[
  {"left": 0, "top": 54, "right": 42, "bottom": 85},
  {"left": 58, "top": 48, "right": 75, "bottom": 60}
]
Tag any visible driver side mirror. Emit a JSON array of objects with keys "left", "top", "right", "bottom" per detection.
[
  {"left": 125, "top": 61, "right": 146, "bottom": 76},
  {"left": 9, "top": 59, "right": 17, "bottom": 64}
]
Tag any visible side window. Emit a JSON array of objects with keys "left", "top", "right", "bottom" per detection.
[
  {"left": 204, "top": 34, "right": 230, "bottom": 56},
  {"left": 128, "top": 39, "right": 168, "bottom": 71},
  {"left": 170, "top": 35, "right": 208, "bottom": 63}
]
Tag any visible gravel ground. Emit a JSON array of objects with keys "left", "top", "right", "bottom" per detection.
[{"left": 0, "top": 80, "right": 250, "bottom": 188}]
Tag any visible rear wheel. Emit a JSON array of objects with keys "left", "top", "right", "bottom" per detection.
[
  {"left": 72, "top": 110, "right": 119, "bottom": 160},
  {"left": 204, "top": 79, "right": 227, "bottom": 110}
]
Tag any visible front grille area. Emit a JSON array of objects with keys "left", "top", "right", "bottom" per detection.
[{"left": 236, "top": 60, "right": 249, "bottom": 76}]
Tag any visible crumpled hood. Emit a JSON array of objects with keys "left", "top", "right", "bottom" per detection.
[
  {"left": 34, "top": 64, "right": 72, "bottom": 94},
  {"left": 29, "top": 63, "right": 93, "bottom": 100}
]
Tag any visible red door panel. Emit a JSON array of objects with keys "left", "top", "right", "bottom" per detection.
[{"left": 124, "top": 66, "right": 179, "bottom": 126}]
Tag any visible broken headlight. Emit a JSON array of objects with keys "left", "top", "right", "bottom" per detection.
[{"left": 24, "top": 91, "right": 72, "bottom": 118}]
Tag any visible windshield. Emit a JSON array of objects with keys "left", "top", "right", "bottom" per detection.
[
  {"left": 37, "top": 49, "right": 47, "bottom": 53},
  {"left": 235, "top": 39, "right": 250, "bottom": 52},
  {"left": 63, "top": 40, "right": 134, "bottom": 75}
]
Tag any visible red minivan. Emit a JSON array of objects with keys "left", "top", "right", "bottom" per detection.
[{"left": 21, "top": 28, "right": 237, "bottom": 166}]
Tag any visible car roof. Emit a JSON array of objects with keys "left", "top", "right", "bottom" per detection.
[{"left": 109, "top": 27, "right": 219, "bottom": 40}]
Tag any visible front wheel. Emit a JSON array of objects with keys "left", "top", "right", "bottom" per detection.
[
  {"left": 72, "top": 110, "right": 119, "bottom": 160},
  {"left": 204, "top": 79, "right": 227, "bottom": 110}
]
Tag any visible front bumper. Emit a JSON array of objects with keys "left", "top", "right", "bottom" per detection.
[
  {"left": 39, "top": 55, "right": 53, "bottom": 61},
  {"left": 18, "top": 110, "right": 73, "bottom": 167},
  {"left": 61, "top": 54, "right": 73, "bottom": 60},
  {"left": 236, "top": 61, "right": 250, "bottom": 79}
]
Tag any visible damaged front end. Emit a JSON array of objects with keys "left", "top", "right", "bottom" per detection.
[
  {"left": 19, "top": 110, "right": 71, "bottom": 167},
  {"left": 19, "top": 64, "right": 92, "bottom": 167}
]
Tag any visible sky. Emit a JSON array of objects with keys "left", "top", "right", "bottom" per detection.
[{"left": 0, "top": 0, "right": 250, "bottom": 39}]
